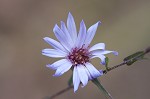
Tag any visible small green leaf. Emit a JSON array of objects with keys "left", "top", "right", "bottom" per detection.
[
  {"left": 68, "top": 74, "right": 73, "bottom": 86},
  {"left": 124, "top": 51, "right": 144, "bottom": 61},
  {"left": 92, "top": 78, "right": 113, "bottom": 99},
  {"left": 124, "top": 51, "right": 145, "bottom": 66},
  {"left": 105, "top": 57, "right": 109, "bottom": 70}
]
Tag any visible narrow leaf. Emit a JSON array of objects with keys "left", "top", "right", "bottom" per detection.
[
  {"left": 124, "top": 51, "right": 145, "bottom": 66},
  {"left": 92, "top": 78, "right": 113, "bottom": 99},
  {"left": 68, "top": 74, "right": 73, "bottom": 86}
]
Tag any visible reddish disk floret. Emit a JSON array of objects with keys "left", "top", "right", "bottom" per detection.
[{"left": 68, "top": 47, "right": 90, "bottom": 66}]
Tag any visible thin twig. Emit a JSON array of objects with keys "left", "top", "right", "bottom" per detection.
[
  {"left": 47, "top": 46, "right": 150, "bottom": 99},
  {"left": 103, "top": 61, "right": 126, "bottom": 74},
  {"left": 103, "top": 46, "right": 150, "bottom": 74},
  {"left": 48, "top": 86, "right": 73, "bottom": 99}
]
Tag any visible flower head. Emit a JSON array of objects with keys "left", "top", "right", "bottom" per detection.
[{"left": 42, "top": 12, "right": 118, "bottom": 92}]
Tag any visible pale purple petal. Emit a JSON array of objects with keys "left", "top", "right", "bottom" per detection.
[
  {"left": 77, "top": 65, "right": 88, "bottom": 87},
  {"left": 91, "top": 50, "right": 118, "bottom": 65},
  {"left": 75, "top": 20, "right": 86, "bottom": 48},
  {"left": 90, "top": 54, "right": 106, "bottom": 65},
  {"left": 42, "top": 49, "right": 67, "bottom": 58},
  {"left": 85, "top": 63, "right": 103, "bottom": 78},
  {"left": 60, "top": 21, "right": 74, "bottom": 47},
  {"left": 84, "top": 67, "right": 92, "bottom": 80},
  {"left": 73, "top": 66, "right": 80, "bottom": 92},
  {"left": 89, "top": 43, "right": 105, "bottom": 52},
  {"left": 43, "top": 37, "right": 67, "bottom": 52},
  {"left": 46, "top": 59, "right": 70, "bottom": 70},
  {"left": 99, "top": 55, "right": 106, "bottom": 65},
  {"left": 99, "top": 70, "right": 104, "bottom": 75},
  {"left": 53, "top": 24, "right": 71, "bottom": 51},
  {"left": 53, "top": 61, "right": 72, "bottom": 76},
  {"left": 100, "top": 50, "right": 118, "bottom": 56},
  {"left": 91, "top": 50, "right": 118, "bottom": 56},
  {"left": 67, "top": 12, "right": 77, "bottom": 43},
  {"left": 84, "top": 21, "right": 101, "bottom": 47}
]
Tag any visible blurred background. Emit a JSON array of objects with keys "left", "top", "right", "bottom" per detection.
[{"left": 0, "top": 0, "right": 150, "bottom": 99}]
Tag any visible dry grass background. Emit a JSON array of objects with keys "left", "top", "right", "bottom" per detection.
[{"left": 0, "top": 0, "right": 150, "bottom": 99}]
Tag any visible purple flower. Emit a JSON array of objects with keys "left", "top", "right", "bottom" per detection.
[{"left": 42, "top": 12, "right": 118, "bottom": 92}]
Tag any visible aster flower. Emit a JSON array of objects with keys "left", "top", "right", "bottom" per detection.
[{"left": 42, "top": 12, "right": 118, "bottom": 92}]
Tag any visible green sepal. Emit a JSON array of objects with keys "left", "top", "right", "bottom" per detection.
[
  {"left": 105, "top": 57, "right": 109, "bottom": 71},
  {"left": 92, "top": 78, "right": 113, "bottom": 99},
  {"left": 124, "top": 51, "right": 145, "bottom": 66},
  {"left": 68, "top": 74, "right": 73, "bottom": 86}
]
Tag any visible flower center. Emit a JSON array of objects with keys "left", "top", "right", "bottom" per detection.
[{"left": 68, "top": 47, "right": 90, "bottom": 66}]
